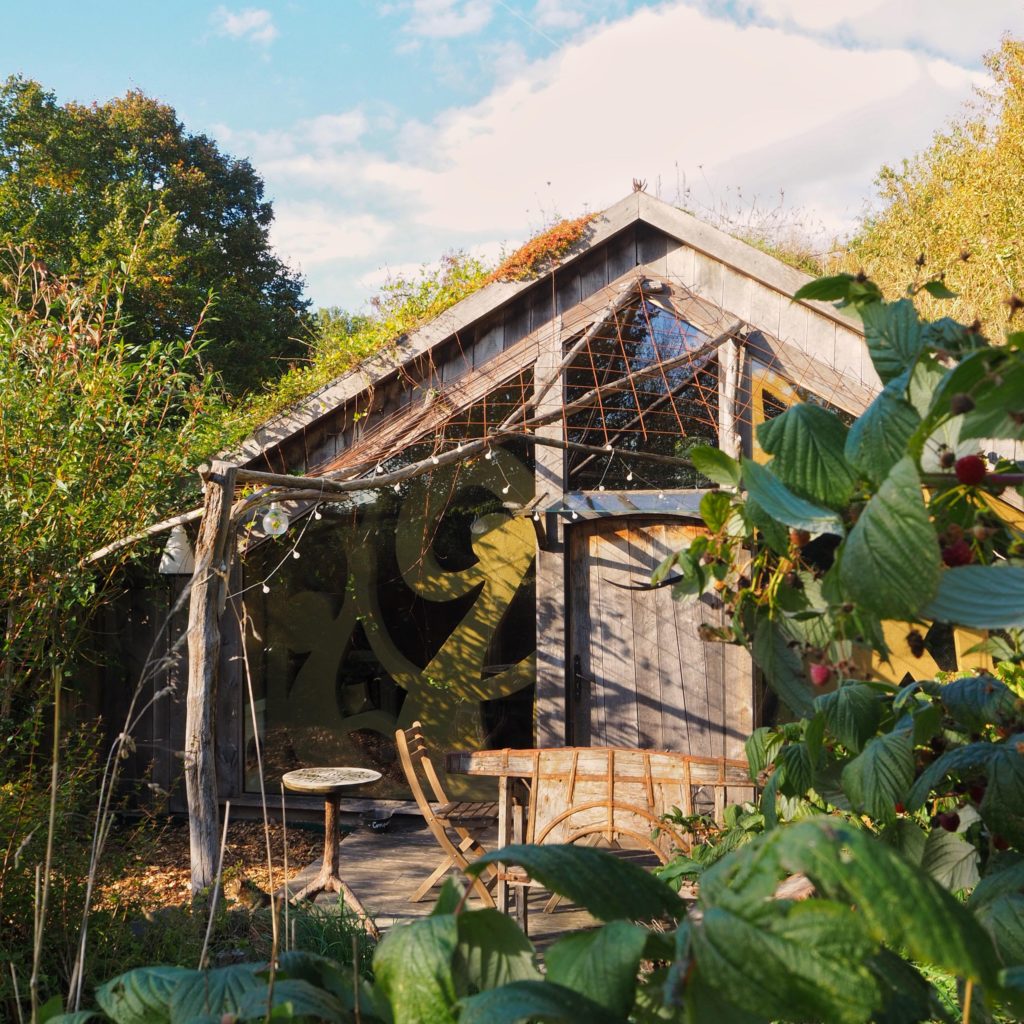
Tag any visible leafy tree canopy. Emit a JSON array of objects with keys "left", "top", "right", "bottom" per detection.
[
  {"left": 0, "top": 76, "right": 310, "bottom": 393},
  {"left": 843, "top": 37, "right": 1024, "bottom": 332}
]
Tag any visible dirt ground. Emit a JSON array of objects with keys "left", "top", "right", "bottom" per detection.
[{"left": 100, "top": 817, "right": 322, "bottom": 909}]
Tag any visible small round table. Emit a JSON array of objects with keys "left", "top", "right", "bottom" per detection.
[{"left": 282, "top": 766, "right": 382, "bottom": 938}]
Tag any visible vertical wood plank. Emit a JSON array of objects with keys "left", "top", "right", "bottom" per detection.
[
  {"left": 534, "top": 319, "right": 566, "bottom": 747},
  {"left": 568, "top": 526, "right": 591, "bottom": 745},
  {"left": 627, "top": 528, "right": 662, "bottom": 748},
  {"left": 651, "top": 524, "right": 690, "bottom": 753},
  {"left": 596, "top": 529, "right": 640, "bottom": 748},
  {"left": 606, "top": 225, "right": 637, "bottom": 282},
  {"left": 672, "top": 539, "right": 714, "bottom": 759},
  {"left": 589, "top": 529, "right": 609, "bottom": 746}
]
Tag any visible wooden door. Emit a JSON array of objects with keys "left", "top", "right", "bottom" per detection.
[{"left": 568, "top": 518, "right": 752, "bottom": 760}]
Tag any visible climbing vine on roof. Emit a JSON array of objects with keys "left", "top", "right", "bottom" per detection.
[{"left": 486, "top": 213, "right": 595, "bottom": 283}]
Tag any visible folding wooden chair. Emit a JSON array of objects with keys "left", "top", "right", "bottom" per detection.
[{"left": 395, "top": 722, "right": 499, "bottom": 906}]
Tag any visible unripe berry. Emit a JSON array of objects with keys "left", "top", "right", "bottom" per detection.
[
  {"left": 789, "top": 528, "right": 811, "bottom": 548},
  {"left": 809, "top": 663, "right": 832, "bottom": 687}
]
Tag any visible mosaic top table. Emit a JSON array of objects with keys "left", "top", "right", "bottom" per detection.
[{"left": 282, "top": 766, "right": 382, "bottom": 937}]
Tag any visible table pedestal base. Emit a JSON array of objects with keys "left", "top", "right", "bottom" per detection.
[{"left": 288, "top": 792, "right": 380, "bottom": 941}]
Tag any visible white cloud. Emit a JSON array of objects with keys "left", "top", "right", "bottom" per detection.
[
  {"left": 532, "top": 0, "right": 586, "bottom": 31},
  {"left": 212, "top": 6, "right": 278, "bottom": 46},
  {"left": 271, "top": 203, "right": 394, "bottom": 270},
  {"left": 692, "top": 0, "right": 1018, "bottom": 66},
  {"left": 406, "top": 0, "right": 493, "bottom": 38},
  {"left": 231, "top": 2, "right": 1004, "bottom": 307}
]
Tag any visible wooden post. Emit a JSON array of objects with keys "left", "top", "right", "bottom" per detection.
[{"left": 185, "top": 460, "right": 237, "bottom": 895}]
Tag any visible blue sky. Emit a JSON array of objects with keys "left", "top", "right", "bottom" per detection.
[{"left": 2, "top": 1, "right": 1021, "bottom": 310}]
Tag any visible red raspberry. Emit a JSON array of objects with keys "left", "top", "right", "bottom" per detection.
[
  {"left": 809, "top": 663, "right": 832, "bottom": 687},
  {"left": 955, "top": 455, "right": 987, "bottom": 485},
  {"left": 942, "top": 539, "right": 974, "bottom": 566}
]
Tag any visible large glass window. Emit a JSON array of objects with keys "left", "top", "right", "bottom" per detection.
[
  {"left": 241, "top": 431, "right": 536, "bottom": 800},
  {"left": 565, "top": 300, "right": 718, "bottom": 490}
]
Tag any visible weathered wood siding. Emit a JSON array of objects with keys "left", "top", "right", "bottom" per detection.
[{"left": 568, "top": 519, "right": 753, "bottom": 761}]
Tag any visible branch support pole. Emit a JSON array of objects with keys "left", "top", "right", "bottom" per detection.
[{"left": 185, "top": 459, "right": 237, "bottom": 895}]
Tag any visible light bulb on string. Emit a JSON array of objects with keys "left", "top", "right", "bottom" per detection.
[
  {"left": 485, "top": 449, "right": 493, "bottom": 460},
  {"left": 261, "top": 583, "right": 270, "bottom": 594},
  {"left": 502, "top": 485, "right": 510, "bottom": 495},
  {"left": 292, "top": 550, "right": 301, "bottom": 559},
  {"left": 533, "top": 511, "right": 540, "bottom": 521},
  {"left": 431, "top": 455, "right": 440, "bottom": 465},
  {"left": 626, "top": 470, "right": 633, "bottom": 482},
  {"left": 262, "top": 502, "right": 289, "bottom": 537},
  {"left": 313, "top": 508, "right": 322, "bottom": 521},
  {"left": 598, "top": 485, "right": 606, "bottom": 491},
  {"left": 604, "top": 444, "right": 613, "bottom": 452}
]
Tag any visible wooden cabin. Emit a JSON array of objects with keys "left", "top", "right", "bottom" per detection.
[{"left": 105, "top": 191, "right": 1003, "bottom": 813}]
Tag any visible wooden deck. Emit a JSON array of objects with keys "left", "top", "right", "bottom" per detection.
[{"left": 280, "top": 813, "right": 601, "bottom": 943}]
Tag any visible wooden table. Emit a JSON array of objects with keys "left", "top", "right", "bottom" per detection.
[
  {"left": 282, "top": 766, "right": 382, "bottom": 938},
  {"left": 446, "top": 747, "right": 752, "bottom": 923}
]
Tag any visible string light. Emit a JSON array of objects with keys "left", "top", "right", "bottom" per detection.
[
  {"left": 262, "top": 503, "right": 289, "bottom": 537},
  {"left": 485, "top": 450, "right": 493, "bottom": 460},
  {"left": 533, "top": 511, "right": 540, "bottom": 521},
  {"left": 261, "top": 583, "right": 270, "bottom": 594},
  {"left": 502, "top": 485, "right": 510, "bottom": 495},
  {"left": 292, "top": 550, "right": 301, "bottom": 559},
  {"left": 626, "top": 471, "right": 633, "bottom": 482},
  {"left": 431, "top": 455, "right": 440, "bottom": 465},
  {"left": 313, "top": 508, "right": 322, "bottom": 521}
]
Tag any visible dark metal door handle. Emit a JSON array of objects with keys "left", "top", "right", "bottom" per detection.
[{"left": 573, "top": 655, "right": 583, "bottom": 702}]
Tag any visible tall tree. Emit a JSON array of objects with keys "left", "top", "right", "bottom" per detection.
[
  {"left": 0, "top": 77, "right": 310, "bottom": 393},
  {"left": 844, "top": 38, "right": 1024, "bottom": 331}
]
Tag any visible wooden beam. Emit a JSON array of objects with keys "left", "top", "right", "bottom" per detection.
[{"left": 185, "top": 460, "right": 237, "bottom": 894}]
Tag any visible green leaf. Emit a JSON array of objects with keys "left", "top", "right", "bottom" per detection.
[
  {"left": 924, "top": 280, "right": 958, "bottom": 299},
  {"left": 39, "top": 997, "right": 71, "bottom": 1024},
  {"left": 272, "top": 952, "right": 375, "bottom": 1012},
  {"left": 961, "top": 358, "right": 1024, "bottom": 440},
  {"left": 743, "top": 497, "right": 790, "bottom": 555},
  {"left": 96, "top": 967, "right": 195, "bottom": 1024},
  {"left": 741, "top": 458, "right": 845, "bottom": 536},
  {"left": 744, "top": 727, "right": 784, "bottom": 777},
  {"left": 751, "top": 615, "right": 815, "bottom": 717},
  {"left": 691, "top": 900, "right": 881, "bottom": 1023},
  {"left": 841, "top": 730, "right": 915, "bottom": 821},
  {"left": 776, "top": 743, "right": 814, "bottom": 796},
  {"left": 976, "top": 893, "right": 1024, "bottom": 965},
  {"left": 880, "top": 818, "right": 927, "bottom": 864},
  {"left": 755, "top": 404, "right": 857, "bottom": 508},
  {"left": 236, "top": 979, "right": 347, "bottom": 1022},
  {"left": 545, "top": 921, "right": 649, "bottom": 1017},
  {"left": 771, "top": 820, "right": 999, "bottom": 986},
  {"left": 969, "top": 857, "right": 1024, "bottom": 910},
  {"left": 45, "top": 1016, "right": 101, "bottom": 1024},
  {"left": 866, "top": 949, "right": 954, "bottom": 1024},
  {"left": 908, "top": 742, "right": 999, "bottom": 810},
  {"left": 860, "top": 299, "right": 925, "bottom": 383},
  {"left": 170, "top": 964, "right": 263, "bottom": 1023},
  {"left": 844, "top": 378, "right": 921, "bottom": 484},
  {"left": 839, "top": 456, "right": 941, "bottom": 620},
  {"left": 792, "top": 274, "right": 859, "bottom": 303},
  {"left": 815, "top": 682, "right": 882, "bottom": 754},
  {"left": 373, "top": 915, "right": 459, "bottom": 1024},
  {"left": 922, "top": 829, "right": 981, "bottom": 891},
  {"left": 430, "top": 877, "right": 464, "bottom": 916},
  {"left": 467, "top": 845, "right": 685, "bottom": 923},
  {"left": 939, "top": 674, "right": 1020, "bottom": 731},
  {"left": 922, "top": 565, "right": 1024, "bottom": 629},
  {"left": 458, "top": 980, "right": 623, "bottom": 1024},
  {"left": 699, "top": 490, "right": 732, "bottom": 532},
  {"left": 689, "top": 445, "right": 741, "bottom": 488},
  {"left": 452, "top": 908, "right": 540, "bottom": 994},
  {"left": 981, "top": 740, "right": 1024, "bottom": 846}
]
